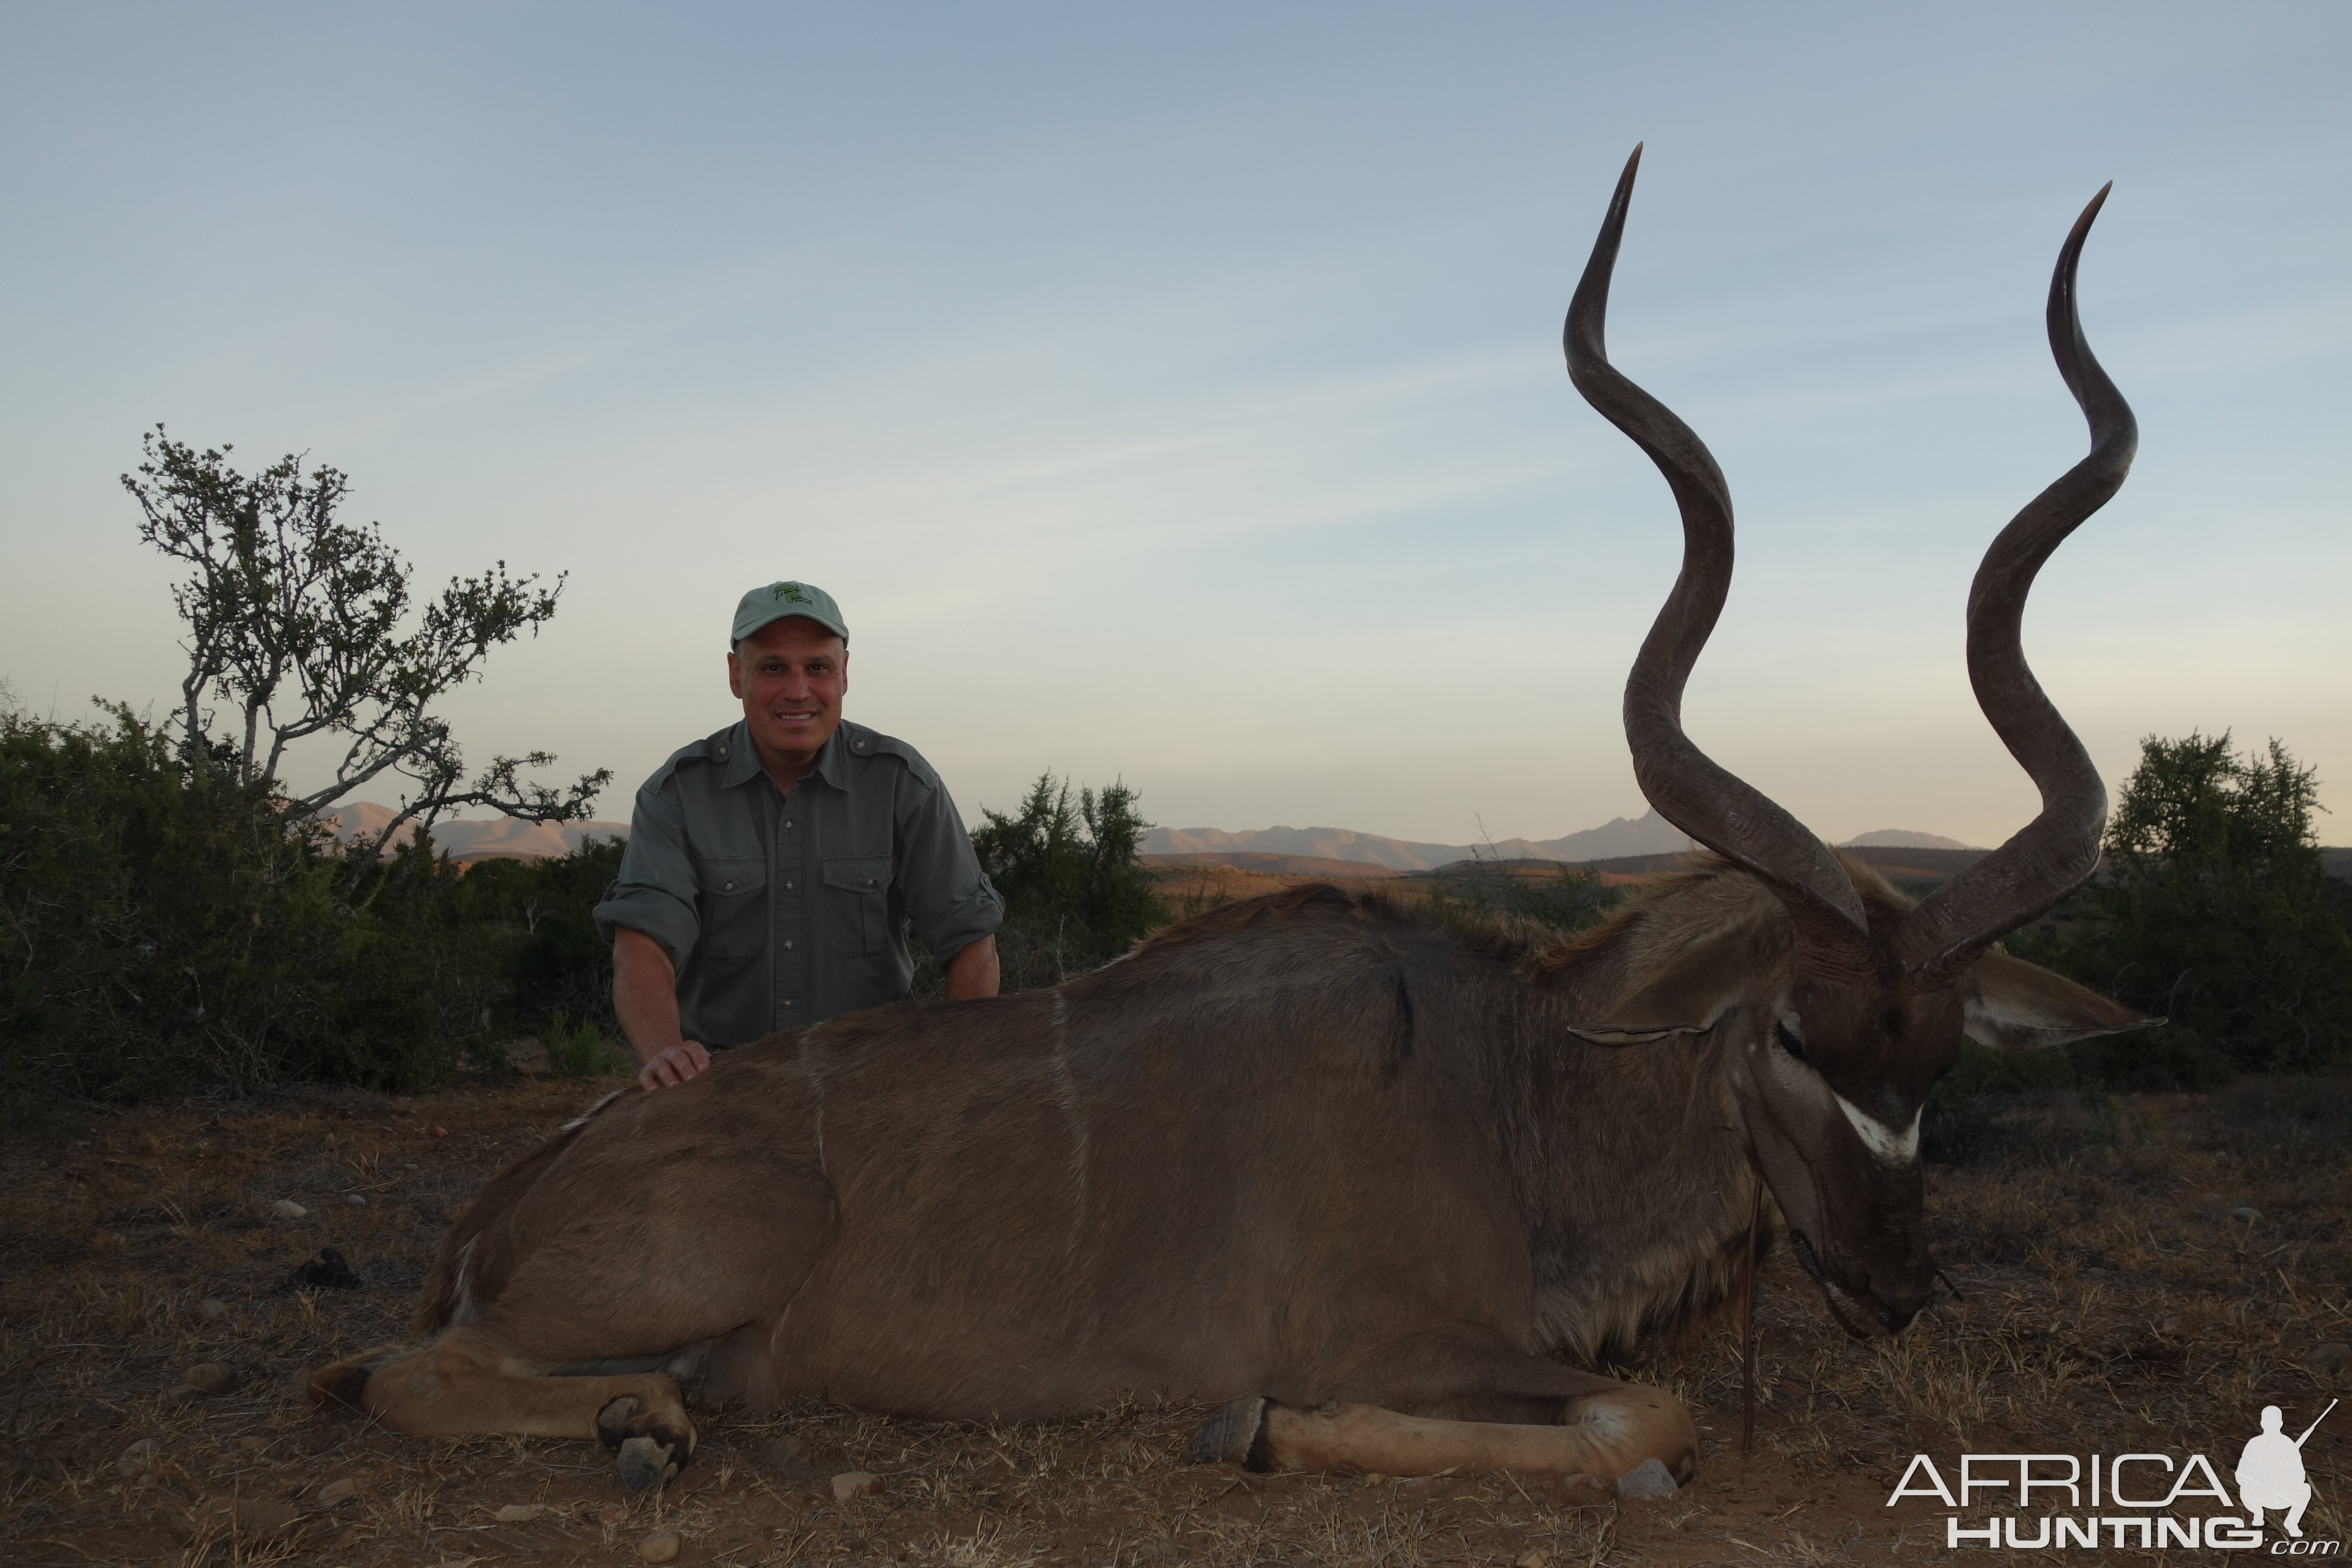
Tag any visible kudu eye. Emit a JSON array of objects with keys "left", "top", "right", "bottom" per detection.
[{"left": 1774, "top": 1020, "right": 1810, "bottom": 1064}]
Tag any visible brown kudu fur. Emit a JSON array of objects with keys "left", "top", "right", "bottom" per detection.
[
  {"left": 310, "top": 151, "right": 2158, "bottom": 1491},
  {"left": 311, "top": 859, "right": 2139, "bottom": 1489}
]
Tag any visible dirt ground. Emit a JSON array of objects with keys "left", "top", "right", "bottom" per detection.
[{"left": 2, "top": 1072, "right": 2345, "bottom": 1567}]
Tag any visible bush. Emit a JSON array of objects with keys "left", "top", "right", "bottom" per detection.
[
  {"left": 1423, "top": 858, "right": 1623, "bottom": 934},
  {"left": 540, "top": 1009, "right": 631, "bottom": 1078},
  {"left": 970, "top": 774, "right": 1166, "bottom": 990},
  {"left": 0, "top": 703, "right": 624, "bottom": 1109},
  {"left": 1, "top": 704, "right": 441, "bottom": 1099},
  {"left": 2033, "top": 733, "right": 2352, "bottom": 1071}
]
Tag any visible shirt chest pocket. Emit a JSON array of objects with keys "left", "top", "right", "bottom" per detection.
[
  {"left": 822, "top": 856, "right": 892, "bottom": 957},
  {"left": 692, "top": 856, "right": 767, "bottom": 959}
]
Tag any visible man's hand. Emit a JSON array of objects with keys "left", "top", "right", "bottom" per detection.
[{"left": 638, "top": 1039, "right": 711, "bottom": 1091}]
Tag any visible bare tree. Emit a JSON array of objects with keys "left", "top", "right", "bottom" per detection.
[{"left": 122, "top": 426, "right": 610, "bottom": 861}]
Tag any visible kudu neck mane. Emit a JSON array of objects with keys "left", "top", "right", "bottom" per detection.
[{"left": 1122, "top": 855, "right": 1918, "bottom": 1358}]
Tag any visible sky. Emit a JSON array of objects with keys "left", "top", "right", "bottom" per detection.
[{"left": 3, "top": 3, "right": 2346, "bottom": 849}]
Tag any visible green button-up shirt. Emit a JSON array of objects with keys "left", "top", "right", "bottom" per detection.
[{"left": 592, "top": 718, "right": 1003, "bottom": 1044}]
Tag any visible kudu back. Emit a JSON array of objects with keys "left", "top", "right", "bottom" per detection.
[{"left": 311, "top": 150, "right": 2159, "bottom": 1493}]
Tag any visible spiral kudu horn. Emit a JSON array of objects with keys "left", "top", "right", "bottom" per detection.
[
  {"left": 1892, "top": 185, "right": 2135, "bottom": 986},
  {"left": 1565, "top": 145, "right": 1874, "bottom": 980}
]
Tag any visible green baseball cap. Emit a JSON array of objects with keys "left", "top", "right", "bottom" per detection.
[{"left": 732, "top": 580, "right": 848, "bottom": 645}]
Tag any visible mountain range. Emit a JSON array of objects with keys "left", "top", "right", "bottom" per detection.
[
  {"left": 1144, "top": 810, "right": 1698, "bottom": 872},
  {"left": 317, "top": 799, "right": 1985, "bottom": 872},
  {"left": 320, "top": 802, "right": 630, "bottom": 863},
  {"left": 1841, "top": 828, "right": 1976, "bottom": 850},
  {"left": 1145, "top": 813, "right": 1990, "bottom": 871}
]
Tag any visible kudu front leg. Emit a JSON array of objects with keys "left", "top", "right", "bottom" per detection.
[
  {"left": 1185, "top": 1338, "right": 1697, "bottom": 1486},
  {"left": 1190, "top": 1390, "right": 1695, "bottom": 1485}
]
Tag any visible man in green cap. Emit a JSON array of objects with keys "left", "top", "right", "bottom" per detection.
[{"left": 593, "top": 581, "right": 1004, "bottom": 1090}]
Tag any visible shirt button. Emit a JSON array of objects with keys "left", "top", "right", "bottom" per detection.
[
  {"left": 783, "top": 819, "right": 794, "bottom": 829},
  {"left": 784, "top": 880, "right": 794, "bottom": 891},
  {"left": 782, "top": 999, "right": 795, "bottom": 1009},
  {"left": 783, "top": 939, "right": 795, "bottom": 950},
  {"left": 865, "top": 878, "right": 877, "bottom": 887},
  {"left": 722, "top": 880, "right": 736, "bottom": 891}
]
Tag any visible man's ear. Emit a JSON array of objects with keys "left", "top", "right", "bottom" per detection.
[
  {"left": 726, "top": 648, "right": 745, "bottom": 700},
  {"left": 1959, "top": 949, "right": 2162, "bottom": 1050}
]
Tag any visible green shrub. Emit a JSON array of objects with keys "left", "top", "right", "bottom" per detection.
[
  {"left": 0, "top": 703, "right": 625, "bottom": 1108},
  {"left": 1424, "top": 858, "right": 1623, "bottom": 934},
  {"left": 2034, "top": 733, "right": 2352, "bottom": 1072},
  {"left": 0, "top": 704, "right": 465, "bottom": 1101},
  {"left": 541, "top": 1009, "right": 631, "bottom": 1078},
  {"left": 971, "top": 773, "right": 1166, "bottom": 990}
]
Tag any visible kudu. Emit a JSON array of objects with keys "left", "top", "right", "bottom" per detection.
[{"left": 311, "top": 149, "right": 2157, "bottom": 1492}]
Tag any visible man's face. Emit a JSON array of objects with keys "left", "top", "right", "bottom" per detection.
[{"left": 728, "top": 617, "right": 848, "bottom": 766}]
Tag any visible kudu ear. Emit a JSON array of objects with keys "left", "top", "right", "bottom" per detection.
[
  {"left": 1562, "top": 1020, "right": 1708, "bottom": 1047},
  {"left": 1958, "top": 949, "right": 2160, "bottom": 1050},
  {"left": 1557, "top": 934, "right": 1751, "bottom": 1046}
]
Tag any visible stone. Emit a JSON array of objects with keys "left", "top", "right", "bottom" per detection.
[
  {"left": 117, "top": 1438, "right": 159, "bottom": 1477},
  {"left": 1516, "top": 1552, "right": 1551, "bottom": 1568},
  {"left": 2226, "top": 1206, "right": 2261, "bottom": 1223},
  {"left": 638, "top": 1528, "right": 683, "bottom": 1562},
  {"left": 2306, "top": 1342, "right": 2352, "bottom": 1372},
  {"left": 181, "top": 1362, "right": 238, "bottom": 1395},
  {"left": 344, "top": 1194, "right": 367, "bottom": 1207},
  {"left": 1616, "top": 1458, "right": 1680, "bottom": 1501},
  {"left": 270, "top": 1199, "right": 308, "bottom": 1219},
  {"left": 195, "top": 1299, "right": 231, "bottom": 1322},
  {"left": 176, "top": 1495, "right": 302, "bottom": 1542},
  {"left": 830, "top": 1470, "right": 882, "bottom": 1501},
  {"left": 495, "top": 1503, "right": 547, "bottom": 1522},
  {"left": 315, "top": 1477, "right": 358, "bottom": 1505}
]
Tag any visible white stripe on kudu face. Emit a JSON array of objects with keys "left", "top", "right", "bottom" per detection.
[{"left": 1836, "top": 1095, "right": 1922, "bottom": 1166}]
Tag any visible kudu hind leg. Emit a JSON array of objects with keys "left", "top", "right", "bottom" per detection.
[{"left": 314, "top": 1329, "right": 696, "bottom": 1492}]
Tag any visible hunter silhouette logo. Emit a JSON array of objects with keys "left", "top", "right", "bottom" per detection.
[{"left": 2240, "top": 1400, "right": 2334, "bottom": 1539}]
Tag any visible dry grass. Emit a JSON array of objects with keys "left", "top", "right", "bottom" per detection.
[{"left": 3, "top": 1073, "right": 2345, "bottom": 1565}]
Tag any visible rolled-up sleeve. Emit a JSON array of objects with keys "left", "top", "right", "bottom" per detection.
[
  {"left": 896, "top": 778, "right": 1003, "bottom": 962},
  {"left": 592, "top": 777, "right": 701, "bottom": 966}
]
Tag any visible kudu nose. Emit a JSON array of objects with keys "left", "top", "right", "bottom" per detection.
[{"left": 1870, "top": 1280, "right": 1930, "bottom": 1334}]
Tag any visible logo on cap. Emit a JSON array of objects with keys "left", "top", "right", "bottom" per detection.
[{"left": 773, "top": 582, "right": 805, "bottom": 603}]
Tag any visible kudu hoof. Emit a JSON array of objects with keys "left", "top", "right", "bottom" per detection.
[
  {"left": 1183, "top": 1396, "right": 1274, "bottom": 1470},
  {"left": 596, "top": 1394, "right": 694, "bottom": 1494},
  {"left": 616, "top": 1434, "right": 681, "bottom": 1494}
]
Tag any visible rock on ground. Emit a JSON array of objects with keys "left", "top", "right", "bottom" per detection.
[{"left": 1616, "top": 1458, "right": 1680, "bottom": 1501}]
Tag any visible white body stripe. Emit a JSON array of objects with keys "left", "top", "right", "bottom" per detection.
[{"left": 1836, "top": 1094, "right": 1921, "bottom": 1165}]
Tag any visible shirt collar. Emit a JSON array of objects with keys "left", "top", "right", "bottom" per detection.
[
  {"left": 713, "top": 718, "right": 855, "bottom": 794},
  {"left": 807, "top": 722, "right": 858, "bottom": 792},
  {"left": 714, "top": 721, "right": 766, "bottom": 790}
]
